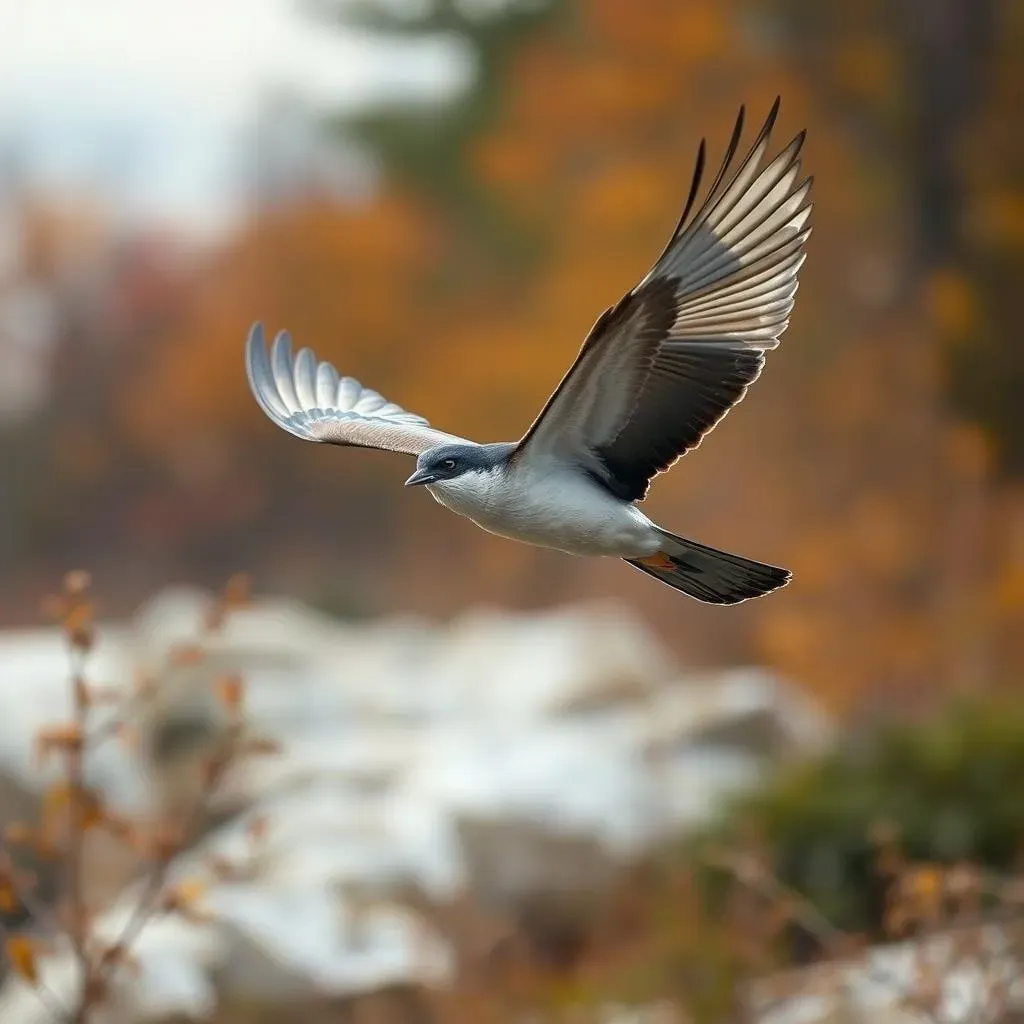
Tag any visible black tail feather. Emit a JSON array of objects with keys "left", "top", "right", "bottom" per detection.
[{"left": 625, "top": 530, "right": 790, "bottom": 605}]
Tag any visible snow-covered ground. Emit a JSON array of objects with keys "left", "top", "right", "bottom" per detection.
[{"left": 0, "top": 588, "right": 831, "bottom": 1021}]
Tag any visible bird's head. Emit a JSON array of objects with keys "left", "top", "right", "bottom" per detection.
[{"left": 404, "top": 443, "right": 511, "bottom": 488}]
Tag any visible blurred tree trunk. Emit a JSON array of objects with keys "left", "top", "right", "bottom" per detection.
[
  {"left": 769, "top": 0, "right": 996, "bottom": 280},
  {"left": 769, "top": 0, "right": 1024, "bottom": 474},
  {"left": 894, "top": 0, "right": 996, "bottom": 273}
]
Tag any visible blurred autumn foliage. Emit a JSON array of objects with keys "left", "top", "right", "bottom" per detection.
[{"left": 0, "top": 0, "right": 1021, "bottom": 716}]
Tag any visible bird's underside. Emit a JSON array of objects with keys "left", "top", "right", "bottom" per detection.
[{"left": 245, "top": 97, "right": 812, "bottom": 603}]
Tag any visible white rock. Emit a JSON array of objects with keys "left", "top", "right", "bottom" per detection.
[
  {"left": 0, "top": 588, "right": 831, "bottom": 1021},
  {"left": 748, "top": 923, "right": 1024, "bottom": 1024}
]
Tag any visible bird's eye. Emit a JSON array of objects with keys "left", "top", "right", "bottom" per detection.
[{"left": 441, "top": 458, "right": 457, "bottom": 471}]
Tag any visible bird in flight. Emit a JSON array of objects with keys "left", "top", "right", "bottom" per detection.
[{"left": 246, "top": 99, "right": 811, "bottom": 604}]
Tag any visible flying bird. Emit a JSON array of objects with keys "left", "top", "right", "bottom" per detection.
[{"left": 246, "top": 99, "right": 811, "bottom": 604}]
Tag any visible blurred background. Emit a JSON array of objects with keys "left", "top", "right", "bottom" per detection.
[
  {"left": 0, "top": 0, "right": 1021, "bottom": 713},
  {"left": 0, "top": 1, "right": 1022, "bottom": 1020}
]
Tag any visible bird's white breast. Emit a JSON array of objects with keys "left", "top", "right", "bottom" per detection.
[{"left": 425, "top": 462, "right": 660, "bottom": 558}]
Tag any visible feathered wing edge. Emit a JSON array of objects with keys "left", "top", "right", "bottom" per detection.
[
  {"left": 510, "top": 98, "right": 812, "bottom": 502},
  {"left": 245, "top": 323, "right": 466, "bottom": 457}
]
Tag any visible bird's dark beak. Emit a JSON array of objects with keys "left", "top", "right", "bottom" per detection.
[{"left": 404, "top": 468, "right": 436, "bottom": 487}]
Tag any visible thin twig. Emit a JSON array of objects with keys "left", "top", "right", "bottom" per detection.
[
  {"left": 105, "top": 855, "right": 173, "bottom": 966},
  {"left": 24, "top": 577, "right": 247, "bottom": 1021},
  {"left": 63, "top": 644, "right": 89, "bottom": 1005},
  {"left": 100, "top": 761, "right": 218, "bottom": 985},
  {"left": 85, "top": 695, "right": 143, "bottom": 750},
  {"left": 85, "top": 607, "right": 226, "bottom": 751},
  {"left": 708, "top": 848, "right": 917, "bottom": 1006}
]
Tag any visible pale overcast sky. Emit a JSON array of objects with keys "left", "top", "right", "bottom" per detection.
[{"left": 0, "top": 0, "right": 468, "bottom": 231}]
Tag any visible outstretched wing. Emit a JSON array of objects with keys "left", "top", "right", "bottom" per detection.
[
  {"left": 513, "top": 98, "right": 812, "bottom": 502},
  {"left": 246, "top": 323, "right": 468, "bottom": 457}
]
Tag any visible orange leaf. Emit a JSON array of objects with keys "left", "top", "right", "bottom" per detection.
[
  {"left": 6, "top": 936, "right": 39, "bottom": 985},
  {"left": 4, "top": 823, "right": 33, "bottom": 845},
  {"left": 63, "top": 602, "right": 93, "bottom": 633},
  {"left": 40, "top": 782, "right": 70, "bottom": 842},
  {"left": 34, "top": 724, "right": 84, "bottom": 766},
  {"left": 216, "top": 675, "right": 244, "bottom": 713},
  {"left": 222, "top": 573, "right": 251, "bottom": 610},
  {"left": 0, "top": 881, "right": 18, "bottom": 913},
  {"left": 78, "top": 790, "right": 104, "bottom": 832},
  {"left": 162, "top": 878, "right": 208, "bottom": 920},
  {"left": 169, "top": 644, "right": 204, "bottom": 667}
]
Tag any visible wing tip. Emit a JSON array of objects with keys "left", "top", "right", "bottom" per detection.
[
  {"left": 245, "top": 321, "right": 263, "bottom": 371},
  {"left": 245, "top": 320, "right": 317, "bottom": 439},
  {"left": 245, "top": 322, "right": 267, "bottom": 377},
  {"left": 674, "top": 136, "right": 708, "bottom": 239},
  {"left": 734, "top": 103, "right": 747, "bottom": 138}
]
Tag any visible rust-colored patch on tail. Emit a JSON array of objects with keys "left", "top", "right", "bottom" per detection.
[{"left": 637, "top": 552, "right": 675, "bottom": 571}]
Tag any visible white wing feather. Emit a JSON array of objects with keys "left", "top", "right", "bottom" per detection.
[{"left": 246, "top": 324, "right": 468, "bottom": 457}]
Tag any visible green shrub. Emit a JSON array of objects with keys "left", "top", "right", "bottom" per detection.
[{"left": 690, "top": 697, "right": 1024, "bottom": 954}]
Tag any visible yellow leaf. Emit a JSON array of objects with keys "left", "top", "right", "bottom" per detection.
[
  {"left": 162, "top": 878, "right": 211, "bottom": 923},
  {"left": 177, "top": 879, "right": 205, "bottom": 905}
]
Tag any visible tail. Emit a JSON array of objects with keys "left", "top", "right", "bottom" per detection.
[{"left": 625, "top": 529, "right": 791, "bottom": 605}]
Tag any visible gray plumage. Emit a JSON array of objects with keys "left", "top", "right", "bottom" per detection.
[{"left": 245, "top": 99, "right": 811, "bottom": 604}]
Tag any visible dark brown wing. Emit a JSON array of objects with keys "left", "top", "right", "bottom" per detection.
[
  {"left": 512, "top": 98, "right": 812, "bottom": 502},
  {"left": 246, "top": 324, "right": 468, "bottom": 456}
]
